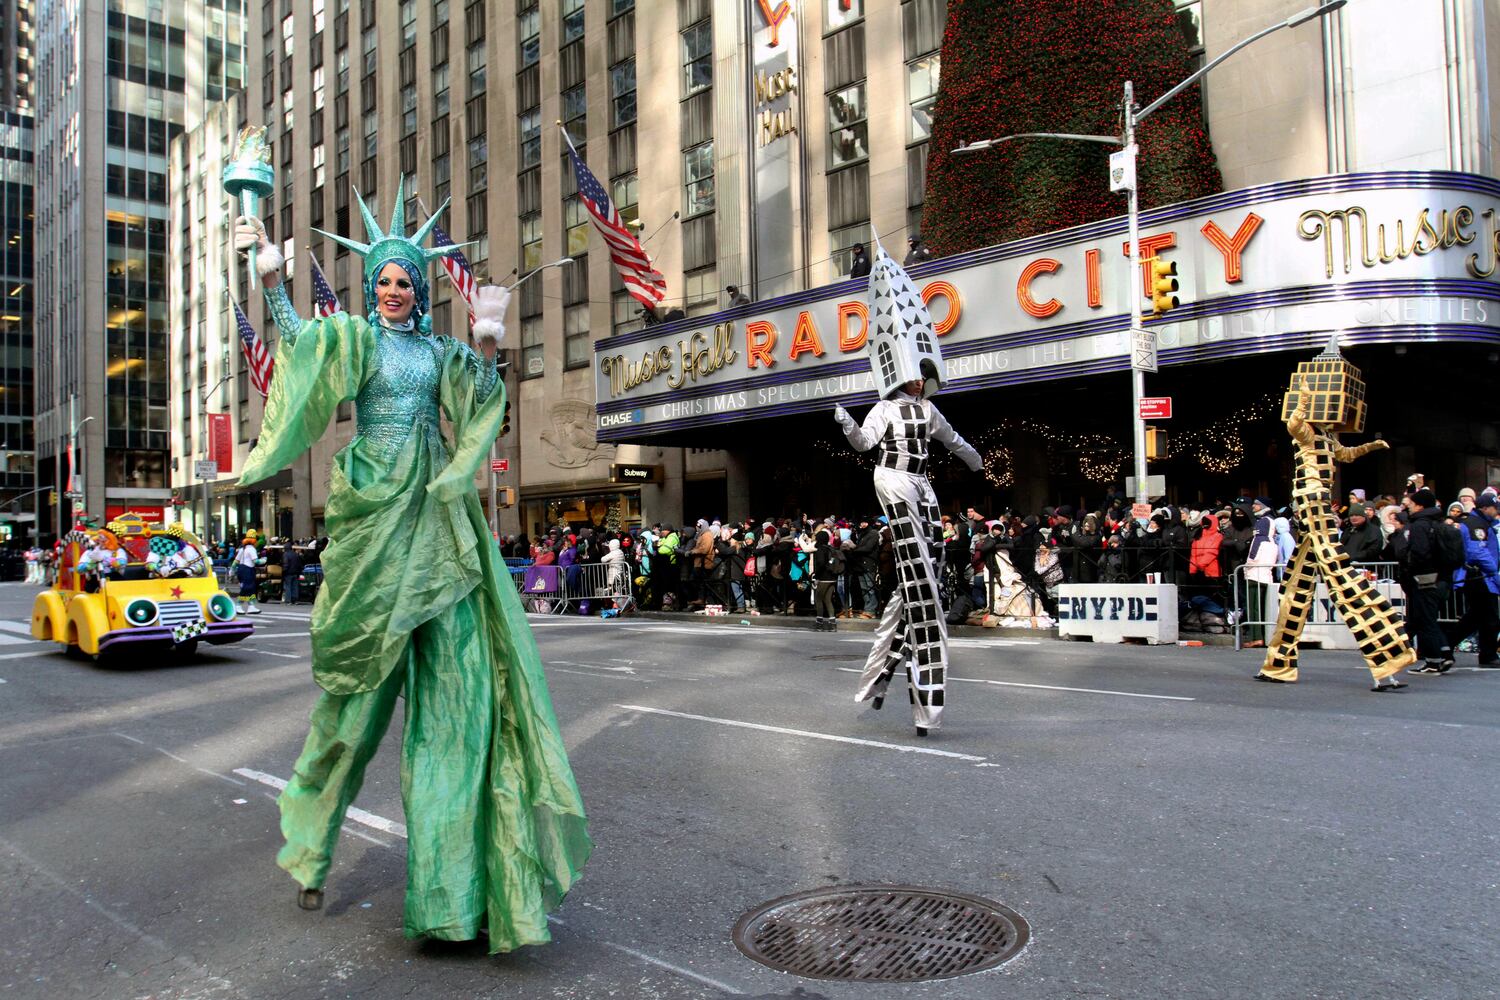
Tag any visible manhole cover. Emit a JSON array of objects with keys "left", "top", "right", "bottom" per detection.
[
  {"left": 732, "top": 885, "right": 1029, "bottom": 983},
  {"left": 810, "top": 653, "right": 864, "bottom": 661}
]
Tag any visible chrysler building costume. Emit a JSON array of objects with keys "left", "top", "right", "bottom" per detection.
[
  {"left": 835, "top": 243, "right": 982, "bottom": 734},
  {"left": 1256, "top": 338, "right": 1416, "bottom": 691},
  {"left": 234, "top": 179, "right": 590, "bottom": 952}
]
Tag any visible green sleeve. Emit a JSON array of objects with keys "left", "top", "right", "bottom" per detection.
[
  {"left": 239, "top": 313, "right": 376, "bottom": 486},
  {"left": 428, "top": 338, "right": 508, "bottom": 504}
]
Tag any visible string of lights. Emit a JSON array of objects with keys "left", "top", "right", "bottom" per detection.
[{"left": 814, "top": 393, "right": 1284, "bottom": 488}]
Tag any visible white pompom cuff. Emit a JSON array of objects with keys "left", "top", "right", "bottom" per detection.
[
  {"left": 255, "top": 242, "right": 284, "bottom": 281},
  {"left": 471, "top": 318, "right": 505, "bottom": 344}
]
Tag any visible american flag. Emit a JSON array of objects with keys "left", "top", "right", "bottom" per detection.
[
  {"left": 562, "top": 130, "right": 666, "bottom": 308},
  {"left": 429, "top": 219, "right": 478, "bottom": 323},
  {"left": 307, "top": 251, "right": 342, "bottom": 317},
  {"left": 232, "top": 298, "right": 275, "bottom": 397}
]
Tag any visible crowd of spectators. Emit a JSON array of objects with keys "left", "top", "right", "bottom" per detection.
[{"left": 497, "top": 470, "right": 1500, "bottom": 667}]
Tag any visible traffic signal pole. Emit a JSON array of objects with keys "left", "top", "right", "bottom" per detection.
[{"left": 1123, "top": 80, "right": 1148, "bottom": 510}]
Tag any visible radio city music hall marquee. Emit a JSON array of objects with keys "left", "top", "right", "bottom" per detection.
[{"left": 594, "top": 171, "right": 1500, "bottom": 440}]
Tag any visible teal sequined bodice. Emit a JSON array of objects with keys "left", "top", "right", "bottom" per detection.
[
  {"left": 357, "top": 328, "right": 444, "bottom": 458},
  {"left": 260, "top": 282, "right": 500, "bottom": 463}
]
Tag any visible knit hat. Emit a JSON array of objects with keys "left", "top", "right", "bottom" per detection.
[
  {"left": 1410, "top": 487, "right": 1437, "bottom": 508},
  {"left": 1348, "top": 502, "right": 1368, "bottom": 518},
  {"left": 1348, "top": 489, "right": 1366, "bottom": 501}
]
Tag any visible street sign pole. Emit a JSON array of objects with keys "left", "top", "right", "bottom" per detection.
[{"left": 1123, "top": 80, "right": 1150, "bottom": 511}]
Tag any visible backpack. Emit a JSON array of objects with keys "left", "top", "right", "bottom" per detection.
[
  {"left": 1434, "top": 522, "right": 1467, "bottom": 572},
  {"left": 830, "top": 547, "right": 846, "bottom": 575}
]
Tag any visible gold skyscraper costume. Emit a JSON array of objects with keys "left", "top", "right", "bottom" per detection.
[{"left": 1256, "top": 338, "right": 1416, "bottom": 689}]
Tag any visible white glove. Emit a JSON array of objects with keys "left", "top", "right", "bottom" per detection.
[
  {"left": 470, "top": 284, "right": 511, "bottom": 347},
  {"left": 833, "top": 404, "right": 853, "bottom": 427},
  {"left": 234, "top": 216, "right": 284, "bottom": 282}
]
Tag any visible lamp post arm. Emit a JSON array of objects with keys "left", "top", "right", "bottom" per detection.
[
  {"left": 953, "top": 131, "right": 1121, "bottom": 154},
  {"left": 1136, "top": 1, "right": 1345, "bottom": 123},
  {"left": 1136, "top": 22, "right": 1284, "bottom": 123}
]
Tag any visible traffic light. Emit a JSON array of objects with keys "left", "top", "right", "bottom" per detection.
[
  {"left": 1150, "top": 258, "right": 1179, "bottom": 316},
  {"left": 498, "top": 487, "right": 517, "bottom": 508},
  {"left": 1146, "top": 426, "right": 1169, "bottom": 461},
  {"left": 500, "top": 399, "right": 512, "bottom": 437}
]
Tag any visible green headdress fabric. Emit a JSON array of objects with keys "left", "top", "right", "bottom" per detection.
[{"left": 314, "top": 175, "right": 471, "bottom": 287}]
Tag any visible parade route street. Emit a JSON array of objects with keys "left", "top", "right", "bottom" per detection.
[{"left": 1, "top": 581, "right": 1496, "bottom": 1000}]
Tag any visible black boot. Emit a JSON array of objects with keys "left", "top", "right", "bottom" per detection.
[
  {"left": 915, "top": 726, "right": 928, "bottom": 737},
  {"left": 871, "top": 695, "right": 884, "bottom": 711},
  {"left": 298, "top": 887, "right": 324, "bottom": 910}
]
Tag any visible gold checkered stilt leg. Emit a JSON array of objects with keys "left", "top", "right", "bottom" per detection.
[{"left": 1259, "top": 343, "right": 1416, "bottom": 689}]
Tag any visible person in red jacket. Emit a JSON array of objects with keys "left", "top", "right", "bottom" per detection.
[{"left": 1189, "top": 512, "right": 1223, "bottom": 578}]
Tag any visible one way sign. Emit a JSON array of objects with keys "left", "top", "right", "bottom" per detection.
[{"left": 1130, "top": 328, "right": 1158, "bottom": 373}]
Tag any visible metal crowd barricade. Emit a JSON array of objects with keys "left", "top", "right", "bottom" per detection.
[
  {"left": 556, "top": 562, "right": 636, "bottom": 614},
  {"left": 1229, "top": 561, "right": 1406, "bottom": 650},
  {"left": 505, "top": 557, "right": 532, "bottom": 594}
]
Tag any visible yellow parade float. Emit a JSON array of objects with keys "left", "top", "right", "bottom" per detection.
[{"left": 30, "top": 512, "right": 254, "bottom": 660}]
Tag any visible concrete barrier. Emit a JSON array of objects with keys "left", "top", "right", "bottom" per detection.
[{"left": 1056, "top": 584, "right": 1179, "bottom": 645}]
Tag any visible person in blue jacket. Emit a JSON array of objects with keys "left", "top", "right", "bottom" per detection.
[{"left": 1446, "top": 489, "right": 1500, "bottom": 665}]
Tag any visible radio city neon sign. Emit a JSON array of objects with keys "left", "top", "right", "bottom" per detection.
[{"left": 1015, "top": 211, "right": 1264, "bottom": 319}]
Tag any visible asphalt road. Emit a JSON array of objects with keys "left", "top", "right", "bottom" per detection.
[{"left": 1, "top": 581, "right": 1496, "bottom": 1000}]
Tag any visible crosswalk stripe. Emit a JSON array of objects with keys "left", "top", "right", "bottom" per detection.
[{"left": 0, "top": 619, "right": 32, "bottom": 635}]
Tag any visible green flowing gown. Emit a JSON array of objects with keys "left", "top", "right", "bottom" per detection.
[{"left": 238, "top": 293, "right": 590, "bottom": 952}]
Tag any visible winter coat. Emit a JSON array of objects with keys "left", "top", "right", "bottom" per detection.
[
  {"left": 1456, "top": 509, "right": 1500, "bottom": 593},
  {"left": 1342, "top": 520, "right": 1386, "bottom": 565},
  {"left": 1245, "top": 517, "right": 1279, "bottom": 585},
  {"left": 1189, "top": 520, "right": 1224, "bottom": 577}
]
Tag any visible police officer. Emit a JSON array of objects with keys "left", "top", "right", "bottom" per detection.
[{"left": 1446, "top": 489, "right": 1500, "bottom": 666}]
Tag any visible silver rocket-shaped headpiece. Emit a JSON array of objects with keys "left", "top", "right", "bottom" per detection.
[{"left": 865, "top": 237, "right": 947, "bottom": 399}]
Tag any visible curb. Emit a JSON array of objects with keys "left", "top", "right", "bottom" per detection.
[{"left": 604, "top": 610, "right": 1240, "bottom": 646}]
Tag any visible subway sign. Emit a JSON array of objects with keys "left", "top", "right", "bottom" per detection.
[{"left": 593, "top": 171, "right": 1500, "bottom": 440}]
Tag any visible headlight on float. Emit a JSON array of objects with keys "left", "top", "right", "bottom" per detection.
[
  {"left": 125, "top": 598, "right": 159, "bottom": 627},
  {"left": 208, "top": 593, "right": 236, "bottom": 622}
]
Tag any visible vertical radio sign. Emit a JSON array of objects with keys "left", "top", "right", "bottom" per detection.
[
  {"left": 749, "top": 0, "right": 802, "bottom": 300},
  {"left": 207, "top": 413, "right": 233, "bottom": 475}
]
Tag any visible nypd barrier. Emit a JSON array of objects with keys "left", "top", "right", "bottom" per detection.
[
  {"left": 1056, "top": 584, "right": 1179, "bottom": 645},
  {"left": 594, "top": 171, "right": 1500, "bottom": 439}
]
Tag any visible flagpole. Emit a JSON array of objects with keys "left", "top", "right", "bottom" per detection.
[
  {"left": 306, "top": 248, "right": 340, "bottom": 312},
  {"left": 414, "top": 192, "right": 506, "bottom": 540}
]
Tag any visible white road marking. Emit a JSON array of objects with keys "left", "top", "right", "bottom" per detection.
[
  {"left": 832, "top": 666, "right": 1194, "bottom": 702},
  {"left": 622, "top": 624, "right": 810, "bottom": 637},
  {"left": 233, "top": 768, "right": 407, "bottom": 838},
  {"left": 839, "top": 637, "right": 1042, "bottom": 649},
  {"left": 247, "top": 631, "right": 311, "bottom": 639},
  {"left": 113, "top": 732, "right": 145, "bottom": 744},
  {"left": 0, "top": 619, "right": 32, "bottom": 634},
  {"left": 553, "top": 660, "right": 637, "bottom": 674},
  {"left": 0, "top": 633, "right": 35, "bottom": 646},
  {"left": 0, "top": 651, "right": 42, "bottom": 660},
  {"left": 615, "top": 705, "right": 987, "bottom": 762},
  {"left": 255, "top": 650, "right": 304, "bottom": 659},
  {"left": 550, "top": 667, "right": 647, "bottom": 682},
  {"left": 154, "top": 745, "right": 247, "bottom": 786}
]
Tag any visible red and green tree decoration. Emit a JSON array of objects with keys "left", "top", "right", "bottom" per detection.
[{"left": 923, "top": 0, "right": 1222, "bottom": 256}]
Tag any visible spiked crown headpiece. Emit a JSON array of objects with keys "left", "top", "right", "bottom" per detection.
[{"left": 314, "top": 175, "right": 472, "bottom": 288}]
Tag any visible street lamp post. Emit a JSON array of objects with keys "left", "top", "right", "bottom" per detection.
[
  {"left": 954, "top": 0, "right": 1347, "bottom": 510},
  {"left": 201, "top": 373, "right": 233, "bottom": 545},
  {"left": 58, "top": 402, "right": 94, "bottom": 535}
]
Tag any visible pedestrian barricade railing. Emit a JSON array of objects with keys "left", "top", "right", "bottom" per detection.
[
  {"left": 520, "top": 562, "right": 635, "bottom": 615},
  {"left": 505, "top": 557, "right": 532, "bottom": 593},
  {"left": 1228, "top": 561, "right": 1435, "bottom": 650}
]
